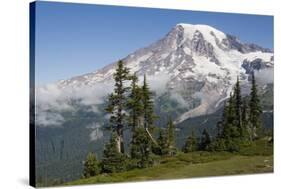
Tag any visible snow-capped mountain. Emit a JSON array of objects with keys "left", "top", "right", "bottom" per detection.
[{"left": 37, "top": 23, "right": 273, "bottom": 126}]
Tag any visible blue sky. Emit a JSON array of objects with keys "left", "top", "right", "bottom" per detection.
[{"left": 34, "top": 1, "right": 273, "bottom": 85}]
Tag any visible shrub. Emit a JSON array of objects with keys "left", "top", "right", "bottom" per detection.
[{"left": 83, "top": 152, "right": 101, "bottom": 178}]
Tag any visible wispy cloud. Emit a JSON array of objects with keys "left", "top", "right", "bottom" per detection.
[
  {"left": 87, "top": 122, "right": 103, "bottom": 141},
  {"left": 255, "top": 68, "right": 273, "bottom": 85},
  {"left": 170, "top": 93, "right": 188, "bottom": 108},
  {"left": 35, "top": 82, "right": 114, "bottom": 127},
  {"left": 138, "top": 72, "right": 170, "bottom": 96},
  {"left": 35, "top": 111, "right": 65, "bottom": 127}
]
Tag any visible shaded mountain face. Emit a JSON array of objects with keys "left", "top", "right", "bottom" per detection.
[{"left": 36, "top": 23, "right": 273, "bottom": 127}]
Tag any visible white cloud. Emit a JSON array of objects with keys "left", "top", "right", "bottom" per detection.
[
  {"left": 35, "top": 72, "right": 172, "bottom": 127},
  {"left": 170, "top": 93, "right": 188, "bottom": 107},
  {"left": 35, "top": 111, "right": 65, "bottom": 127},
  {"left": 255, "top": 68, "right": 274, "bottom": 85},
  {"left": 35, "top": 82, "right": 114, "bottom": 127},
  {"left": 142, "top": 73, "right": 170, "bottom": 96},
  {"left": 87, "top": 123, "right": 103, "bottom": 141}
]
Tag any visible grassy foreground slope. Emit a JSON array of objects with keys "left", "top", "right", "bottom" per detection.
[{"left": 66, "top": 140, "right": 273, "bottom": 186}]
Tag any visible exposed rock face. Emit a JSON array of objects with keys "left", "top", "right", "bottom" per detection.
[
  {"left": 242, "top": 58, "right": 273, "bottom": 74},
  {"left": 223, "top": 34, "right": 272, "bottom": 53}
]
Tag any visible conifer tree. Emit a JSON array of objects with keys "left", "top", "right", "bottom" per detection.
[
  {"left": 183, "top": 131, "right": 197, "bottom": 153},
  {"left": 241, "top": 98, "right": 248, "bottom": 125},
  {"left": 226, "top": 92, "right": 242, "bottom": 151},
  {"left": 127, "top": 73, "right": 143, "bottom": 131},
  {"left": 156, "top": 129, "right": 169, "bottom": 155},
  {"left": 211, "top": 74, "right": 263, "bottom": 152},
  {"left": 105, "top": 60, "right": 131, "bottom": 153},
  {"left": 249, "top": 72, "right": 262, "bottom": 139},
  {"left": 241, "top": 98, "right": 250, "bottom": 139},
  {"left": 221, "top": 93, "right": 239, "bottom": 140},
  {"left": 167, "top": 117, "right": 176, "bottom": 155},
  {"left": 129, "top": 74, "right": 159, "bottom": 162},
  {"left": 130, "top": 127, "right": 153, "bottom": 168},
  {"left": 216, "top": 101, "right": 228, "bottom": 138},
  {"left": 212, "top": 77, "right": 260, "bottom": 151},
  {"left": 101, "top": 133, "right": 127, "bottom": 173},
  {"left": 83, "top": 152, "right": 100, "bottom": 178},
  {"left": 199, "top": 129, "right": 211, "bottom": 151},
  {"left": 233, "top": 76, "right": 243, "bottom": 136},
  {"left": 210, "top": 101, "right": 229, "bottom": 151},
  {"left": 142, "top": 74, "right": 156, "bottom": 132}
]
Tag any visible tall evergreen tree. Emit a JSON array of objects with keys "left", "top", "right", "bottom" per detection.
[
  {"left": 199, "top": 129, "right": 211, "bottom": 151},
  {"left": 156, "top": 129, "right": 169, "bottom": 155},
  {"left": 241, "top": 98, "right": 250, "bottom": 139},
  {"left": 167, "top": 117, "right": 176, "bottom": 155},
  {"left": 216, "top": 101, "right": 228, "bottom": 138},
  {"left": 211, "top": 92, "right": 241, "bottom": 152},
  {"left": 105, "top": 60, "right": 131, "bottom": 153},
  {"left": 249, "top": 72, "right": 262, "bottom": 139},
  {"left": 83, "top": 152, "right": 100, "bottom": 178},
  {"left": 127, "top": 73, "right": 143, "bottom": 131},
  {"left": 233, "top": 76, "right": 243, "bottom": 136},
  {"left": 142, "top": 74, "right": 156, "bottom": 132},
  {"left": 101, "top": 133, "right": 127, "bottom": 173},
  {"left": 183, "top": 131, "right": 198, "bottom": 153},
  {"left": 221, "top": 93, "right": 239, "bottom": 140},
  {"left": 241, "top": 98, "right": 248, "bottom": 125}
]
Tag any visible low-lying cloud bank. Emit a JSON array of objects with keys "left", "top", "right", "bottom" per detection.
[
  {"left": 35, "top": 69, "right": 273, "bottom": 128},
  {"left": 255, "top": 68, "right": 274, "bottom": 85},
  {"left": 35, "top": 73, "right": 171, "bottom": 127},
  {"left": 146, "top": 73, "right": 170, "bottom": 96},
  {"left": 35, "top": 82, "right": 114, "bottom": 127}
]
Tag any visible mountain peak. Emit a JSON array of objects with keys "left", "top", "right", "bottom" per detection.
[
  {"left": 176, "top": 23, "right": 216, "bottom": 30},
  {"left": 175, "top": 23, "right": 227, "bottom": 42}
]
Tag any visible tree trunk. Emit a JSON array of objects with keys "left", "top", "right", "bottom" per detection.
[
  {"left": 120, "top": 130, "right": 125, "bottom": 153},
  {"left": 116, "top": 129, "right": 125, "bottom": 154},
  {"left": 116, "top": 135, "right": 121, "bottom": 153},
  {"left": 145, "top": 128, "right": 158, "bottom": 145}
]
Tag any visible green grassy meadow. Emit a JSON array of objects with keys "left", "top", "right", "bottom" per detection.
[{"left": 66, "top": 139, "right": 273, "bottom": 186}]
